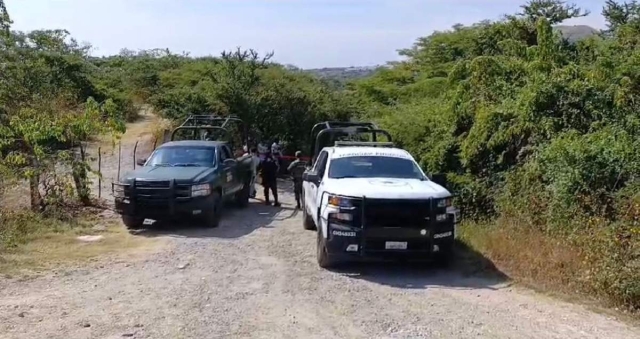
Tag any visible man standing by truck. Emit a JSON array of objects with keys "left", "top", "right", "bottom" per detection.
[
  {"left": 287, "top": 151, "right": 307, "bottom": 209},
  {"left": 245, "top": 147, "right": 260, "bottom": 198},
  {"left": 258, "top": 149, "right": 280, "bottom": 207},
  {"left": 271, "top": 138, "right": 283, "bottom": 174}
]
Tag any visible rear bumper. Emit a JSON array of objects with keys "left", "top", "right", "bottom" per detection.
[
  {"left": 114, "top": 196, "right": 212, "bottom": 221},
  {"left": 324, "top": 221, "right": 455, "bottom": 261}
]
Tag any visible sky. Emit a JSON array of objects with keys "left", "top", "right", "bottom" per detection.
[{"left": 7, "top": 0, "right": 608, "bottom": 69}]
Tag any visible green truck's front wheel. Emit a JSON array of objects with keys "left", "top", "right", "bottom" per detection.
[
  {"left": 205, "top": 192, "right": 223, "bottom": 228},
  {"left": 122, "top": 215, "right": 144, "bottom": 229},
  {"left": 235, "top": 177, "right": 251, "bottom": 208}
]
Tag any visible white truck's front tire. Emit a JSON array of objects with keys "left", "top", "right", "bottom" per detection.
[{"left": 316, "top": 228, "right": 335, "bottom": 268}]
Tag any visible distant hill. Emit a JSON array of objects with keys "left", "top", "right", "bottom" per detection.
[
  {"left": 304, "top": 66, "right": 380, "bottom": 82},
  {"left": 555, "top": 25, "right": 599, "bottom": 42},
  {"left": 303, "top": 25, "right": 598, "bottom": 84}
]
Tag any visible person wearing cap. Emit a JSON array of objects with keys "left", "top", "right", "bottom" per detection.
[{"left": 287, "top": 151, "right": 307, "bottom": 209}]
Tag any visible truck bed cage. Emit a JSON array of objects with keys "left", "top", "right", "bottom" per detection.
[
  {"left": 172, "top": 114, "right": 247, "bottom": 147},
  {"left": 179, "top": 115, "right": 243, "bottom": 129},
  {"left": 309, "top": 121, "right": 393, "bottom": 165}
]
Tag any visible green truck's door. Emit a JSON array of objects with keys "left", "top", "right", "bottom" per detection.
[{"left": 220, "top": 145, "right": 241, "bottom": 194}]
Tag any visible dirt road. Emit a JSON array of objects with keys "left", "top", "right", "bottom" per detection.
[
  {"left": 1, "top": 184, "right": 639, "bottom": 338},
  {"left": 1, "top": 113, "right": 639, "bottom": 338}
]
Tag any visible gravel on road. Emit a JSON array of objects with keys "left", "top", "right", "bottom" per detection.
[{"left": 1, "top": 183, "right": 639, "bottom": 339}]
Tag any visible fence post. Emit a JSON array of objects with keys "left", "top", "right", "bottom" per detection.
[
  {"left": 133, "top": 140, "right": 139, "bottom": 170},
  {"left": 98, "top": 147, "right": 102, "bottom": 199},
  {"left": 117, "top": 141, "right": 122, "bottom": 180}
]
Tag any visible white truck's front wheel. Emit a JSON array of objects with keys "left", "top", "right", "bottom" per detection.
[{"left": 316, "top": 229, "right": 335, "bottom": 268}]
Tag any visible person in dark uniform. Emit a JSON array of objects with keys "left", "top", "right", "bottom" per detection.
[
  {"left": 287, "top": 151, "right": 307, "bottom": 209},
  {"left": 258, "top": 149, "right": 280, "bottom": 207}
]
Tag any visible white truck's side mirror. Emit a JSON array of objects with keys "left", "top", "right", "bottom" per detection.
[{"left": 431, "top": 173, "right": 447, "bottom": 188}]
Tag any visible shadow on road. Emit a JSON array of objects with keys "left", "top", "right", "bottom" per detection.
[
  {"left": 130, "top": 180, "right": 298, "bottom": 239},
  {"left": 330, "top": 241, "right": 510, "bottom": 291}
]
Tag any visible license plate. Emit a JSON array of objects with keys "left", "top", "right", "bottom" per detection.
[
  {"left": 385, "top": 241, "right": 407, "bottom": 250},
  {"left": 143, "top": 219, "right": 154, "bottom": 225}
]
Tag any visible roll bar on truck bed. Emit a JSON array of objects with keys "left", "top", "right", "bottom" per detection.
[
  {"left": 308, "top": 121, "right": 393, "bottom": 166},
  {"left": 170, "top": 114, "right": 248, "bottom": 148}
]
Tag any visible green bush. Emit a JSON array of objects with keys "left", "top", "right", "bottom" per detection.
[{"left": 351, "top": 0, "right": 640, "bottom": 310}]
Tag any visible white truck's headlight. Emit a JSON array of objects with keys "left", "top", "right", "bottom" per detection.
[
  {"left": 328, "top": 195, "right": 353, "bottom": 208},
  {"left": 191, "top": 184, "right": 211, "bottom": 197},
  {"left": 437, "top": 197, "right": 452, "bottom": 208}
]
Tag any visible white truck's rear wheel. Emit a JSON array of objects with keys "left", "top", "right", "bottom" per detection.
[{"left": 302, "top": 202, "right": 316, "bottom": 230}]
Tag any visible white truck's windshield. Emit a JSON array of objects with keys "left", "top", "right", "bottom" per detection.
[
  {"left": 328, "top": 156, "right": 426, "bottom": 180},
  {"left": 146, "top": 147, "right": 216, "bottom": 167}
]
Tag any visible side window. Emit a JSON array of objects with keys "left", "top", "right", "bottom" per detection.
[
  {"left": 316, "top": 151, "right": 329, "bottom": 178},
  {"left": 311, "top": 151, "right": 324, "bottom": 173},
  {"left": 220, "top": 146, "right": 232, "bottom": 161}
]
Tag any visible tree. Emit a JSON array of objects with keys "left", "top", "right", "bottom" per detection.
[
  {"left": 518, "top": 0, "right": 589, "bottom": 25},
  {"left": 602, "top": 0, "right": 640, "bottom": 32},
  {"left": 0, "top": 0, "right": 11, "bottom": 35}
]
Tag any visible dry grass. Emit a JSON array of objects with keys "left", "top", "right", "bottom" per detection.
[
  {"left": 458, "top": 219, "right": 587, "bottom": 294},
  {"left": 92, "top": 105, "right": 173, "bottom": 165},
  {"left": 95, "top": 106, "right": 166, "bottom": 146},
  {"left": 459, "top": 218, "right": 640, "bottom": 322},
  {"left": 0, "top": 214, "right": 165, "bottom": 277}
]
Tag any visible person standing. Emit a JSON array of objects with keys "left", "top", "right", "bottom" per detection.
[
  {"left": 271, "top": 138, "right": 282, "bottom": 158},
  {"left": 258, "top": 149, "right": 280, "bottom": 207},
  {"left": 250, "top": 147, "right": 261, "bottom": 198},
  {"left": 287, "top": 151, "right": 307, "bottom": 209},
  {"left": 245, "top": 147, "right": 260, "bottom": 198},
  {"left": 271, "top": 138, "right": 283, "bottom": 174},
  {"left": 258, "top": 142, "right": 268, "bottom": 157}
]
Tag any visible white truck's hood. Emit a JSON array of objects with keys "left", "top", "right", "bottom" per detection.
[{"left": 321, "top": 178, "right": 451, "bottom": 199}]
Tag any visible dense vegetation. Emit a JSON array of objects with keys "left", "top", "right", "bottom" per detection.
[
  {"left": 1, "top": 0, "right": 639, "bottom": 311},
  {"left": 0, "top": 1, "right": 126, "bottom": 212},
  {"left": 90, "top": 48, "right": 358, "bottom": 151},
  {"left": 351, "top": 0, "right": 640, "bottom": 310}
]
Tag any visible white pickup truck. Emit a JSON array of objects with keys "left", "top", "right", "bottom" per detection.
[{"left": 302, "top": 140, "right": 459, "bottom": 268}]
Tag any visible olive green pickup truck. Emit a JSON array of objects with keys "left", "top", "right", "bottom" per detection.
[
  {"left": 113, "top": 140, "right": 252, "bottom": 228},
  {"left": 112, "top": 115, "right": 252, "bottom": 229}
]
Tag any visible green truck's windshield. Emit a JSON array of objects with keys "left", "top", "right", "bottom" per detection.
[{"left": 146, "top": 147, "right": 216, "bottom": 167}]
